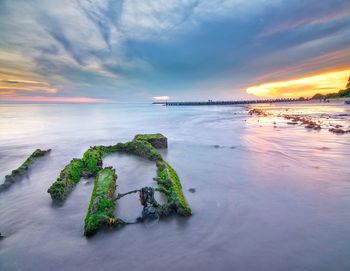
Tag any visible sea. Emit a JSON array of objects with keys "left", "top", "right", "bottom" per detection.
[{"left": 0, "top": 101, "right": 350, "bottom": 271}]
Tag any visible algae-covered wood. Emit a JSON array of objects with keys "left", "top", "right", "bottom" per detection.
[
  {"left": 1, "top": 149, "right": 51, "bottom": 192},
  {"left": 84, "top": 167, "right": 124, "bottom": 236},
  {"left": 156, "top": 161, "right": 192, "bottom": 216}
]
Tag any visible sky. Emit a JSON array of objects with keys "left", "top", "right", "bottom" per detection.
[{"left": 0, "top": 0, "right": 350, "bottom": 103}]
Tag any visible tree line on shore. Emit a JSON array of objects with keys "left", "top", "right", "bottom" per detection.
[{"left": 311, "top": 76, "right": 350, "bottom": 100}]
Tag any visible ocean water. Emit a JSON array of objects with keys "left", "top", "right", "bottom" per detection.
[{"left": 0, "top": 102, "right": 350, "bottom": 271}]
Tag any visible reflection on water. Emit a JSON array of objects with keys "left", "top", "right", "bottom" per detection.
[{"left": 0, "top": 102, "right": 350, "bottom": 271}]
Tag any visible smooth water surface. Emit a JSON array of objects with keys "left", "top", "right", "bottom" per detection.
[{"left": 0, "top": 102, "right": 350, "bottom": 271}]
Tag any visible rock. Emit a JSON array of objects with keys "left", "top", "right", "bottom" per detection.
[
  {"left": 305, "top": 123, "right": 321, "bottom": 130},
  {"left": 133, "top": 134, "right": 168, "bottom": 149},
  {"left": 97, "top": 159, "right": 103, "bottom": 168},
  {"left": 248, "top": 108, "right": 269, "bottom": 116},
  {"left": 157, "top": 204, "right": 175, "bottom": 217},
  {"left": 328, "top": 128, "right": 348, "bottom": 134},
  {"left": 139, "top": 187, "right": 159, "bottom": 220},
  {"left": 188, "top": 188, "right": 196, "bottom": 193},
  {"left": 81, "top": 170, "right": 94, "bottom": 178}
]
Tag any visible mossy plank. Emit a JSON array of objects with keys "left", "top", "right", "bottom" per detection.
[
  {"left": 47, "top": 158, "right": 85, "bottom": 201},
  {"left": 48, "top": 134, "right": 192, "bottom": 222},
  {"left": 82, "top": 147, "right": 103, "bottom": 175},
  {"left": 156, "top": 161, "right": 192, "bottom": 216},
  {"left": 114, "top": 140, "right": 163, "bottom": 161},
  {"left": 84, "top": 167, "right": 124, "bottom": 236},
  {"left": 48, "top": 145, "right": 116, "bottom": 202},
  {"left": 0, "top": 149, "right": 51, "bottom": 192}
]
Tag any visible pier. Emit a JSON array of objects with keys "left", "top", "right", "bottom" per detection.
[{"left": 153, "top": 98, "right": 307, "bottom": 106}]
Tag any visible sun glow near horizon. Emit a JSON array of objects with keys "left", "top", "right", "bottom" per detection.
[
  {"left": 246, "top": 69, "right": 350, "bottom": 98},
  {"left": 153, "top": 96, "right": 170, "bottom": 101}
]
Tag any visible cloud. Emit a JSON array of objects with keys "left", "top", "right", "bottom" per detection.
[
  {"left": 248, "top": 46, "right": 350, "bottom": 86},
  {"left": 118, "top": 0, "right": 277, "bottom": 40},
  {"left": 258, "top": 9, "right": 350, "bottom": 38},
  {"left": 0, "top": 78, "right": 56, "bottom": 94},
  {"left": 0, "top": 0, "right": 349, "bottom": 101}
]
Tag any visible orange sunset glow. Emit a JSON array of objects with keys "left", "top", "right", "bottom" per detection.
[{"left": 246, "top": 69, "right": 350, "bottom": 98}]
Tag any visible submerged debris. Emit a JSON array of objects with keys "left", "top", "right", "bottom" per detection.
[
  {"left": 48, "top": 146, "right": 117, "bottom": 202},
  {"left": 48, "top": 158, "right": 85, "bottom": 201},
  {"left": 138, "top": 187, "right": 160, "bottom": 221},
  {"left": 156, "top": 161, "right": 192, "bottom": 216},
  {"left": 114, "top": 139, "right": 163, "bottom": 161},
  {"left": 1, "top": 149, "right": 51, "bottom": 192},
  {"left": 133, "top": 134, "right": 168, "bottom": 149},
  {"left": 116, "top": 134, "right": 191, "bottom": 216},
  {"left": 48, "top": 134, "right": 192, "bottom": 236},
  {"left": 84, "top": 167, "right": 125, "bottom": 237}
]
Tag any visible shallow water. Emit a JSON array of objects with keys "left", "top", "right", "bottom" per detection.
[{"left": 0, "top": 101, "right": 350, "bottom": 271}]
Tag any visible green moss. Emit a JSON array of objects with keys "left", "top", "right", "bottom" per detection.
[
  {"left": 84, "top": 167, "right": 124, "bottom": 236},
  {"left": 114, "top": 140, "right": 163, "bottom": 161},
  {"left": 48, "top": 158, "right": 85, "bottom": 201},
  {"left": 46, "top": 134, "right": 191, "bottom": 235},
  {"left": 82, "top": 147, "right": 103, "bottom": 175},
  {"left": 156, "top": 161, "right": 192, "bottom": 216},
  {"left": 133, "top": 133, "right": 168, "bottom": 149},
  {"left": 47, "top": 134, "right": 191, "bottom": 222},
  {"left": 1, "top": 149, "right": 51, "bottom": 192},
  {"left": 134, "top": 134, "right": 165, "bottom": 140},
  {"left": 48, "top": 145, "right": 118, "bottom": 202}
]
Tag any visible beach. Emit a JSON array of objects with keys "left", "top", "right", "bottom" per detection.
[{"left": 1, "top": 101, "right": 350, "bottom": 271}]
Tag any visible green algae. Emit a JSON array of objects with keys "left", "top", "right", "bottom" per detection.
[
  {"left": 48, "top": 146, "right": 117, "bottom": 202},
  {"left": 114, "top": 140, "right": 163, "bottom": 161},
  {"left": 82, "top": 147, "right": 103, "bottom": 175},
  {"left": 0, "top": 149, "right": 51, "bottom": 192},
  {"left": 133, "top": 133, "right": 168, "bottom": 149},
  {"left": 48, "top": 133, "right": 191, "bottom": 236},
  {"left": 47, "top": 158, "right": 85, "bottom": 201},
  {"left": 48, "top": 135, "right": 167, "bottom": 202},
  {"left": 84, "top": 167, "right": 124, "bottom": 236},
  {"left": 156, "top": 160, "right": 192, "bottom": 216},
  {"left": 134, "top": 134, "right": 165, "bottom": 140}
]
